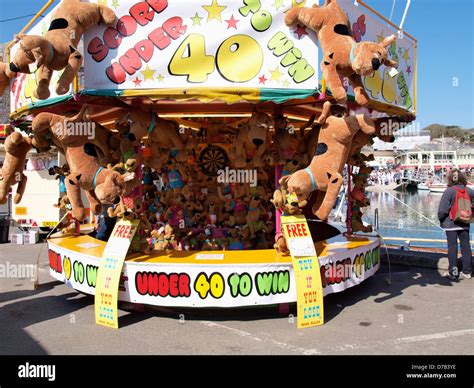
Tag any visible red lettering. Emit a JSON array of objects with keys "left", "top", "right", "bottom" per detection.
[
  {"left": 178, "top": 274, "right": 191, "bottom": 296},
  {"left": 300, "top": 223, "right": 307, "bottom": 236},
  {"left": 130, "top": 2, "right": 155, "bottom": 26},
  {"left": 148, "top": 27, "right": 171, "bottom": 50},
  {"left": 104, "top": 27, "right": 122, "bottom": 50},
  {"left": 146, "top": 0, "right": 168, "bottom": 13},
  {"left": 136, "top": 272, "right": 148, "bottom": 295},
  {"left": 119, "top": 49, "right": 142, "bottom": 75},
  {"left": 106, "top": 63, "right": 126, "bottom": 84},
  {"left": 158, "top": 274, "right": 169, "bottom": 297},
  {"left": 135, "top": 39, "right": 154, "bottom": 62},
  {"left": 148, "top": 273, "right": 159, "bottom": 296},
  {"left": 163, "top": 17, "right": 187, "bottom": 39},
  {"left": 296, "top": 223, "right": 303, "bottom": 237},
  {"left": 87, "top": 37, "right": 109, "bottom": 62},
  {"left": 117, "top": 15, "right": 137, "bottom": 37},
  {"left": 169, "top": 273, "right": 179, "bottom": 297}
]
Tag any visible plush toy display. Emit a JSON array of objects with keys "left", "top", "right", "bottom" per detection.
[
  {"left": 0, "top": 132, "right": 32, "bottom": 204},
  {"left": 285, "top": 0, "right": 397, "bottom": 105},
  {"left": 9, "top": 0, "right": 116, "bottom": 99},
  {"left": 0, "top": 60, "right": 14, "bottom": 96},
  {"left": 230, "top": 111, "right": 273, "bottom": 168},
  {"left": 280, "top": 101, "right": 377, "bottom": 220}
]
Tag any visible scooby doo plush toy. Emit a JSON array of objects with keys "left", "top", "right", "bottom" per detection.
[
  {"left": 280, "top": 101, "right": 376, "bottom": 220},
  {"left": 32, "top": 105, "right": 114, "bottom": 165},
  {"left": 0, "top": 132, "right": 32, "bottom": 205},
  {"left": 230, "top": 111, "right": 273, "bottom": 168},
  {"left": 117, "top": 110, "right": 188, "bottom": 167},
  {"left": 9, "top": 0, "right": 116, "bottom": 99},
  {"left": 285, "top": 0, "right": 397, "bottom": 106}
]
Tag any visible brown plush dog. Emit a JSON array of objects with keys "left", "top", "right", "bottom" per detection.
[
  {"left": 117, "top": 110, "right": 187, "bottom": 167},
  {"left": 32, "top": 105, "right": 115, "bottom": 165},
  {"left": 285, "top": 0, "right": 397, "bottom": 105},
  {"left": 230, "top": 111, "right": 273, "bottom": 168},
  {"left": 0, "top": 132, "right": 32, "bottom": 204},
  {"left": 65, "top": 143, "right": 135, "bottom": 221},
  {"left": 0, "top": 60, "right": 14, "bottom": 96},
  {"left": 280, "top": 101, "right": 376, "bottom": 220},
  {"left": 9, "top": 0, "right": 116, "bottom": 99}
]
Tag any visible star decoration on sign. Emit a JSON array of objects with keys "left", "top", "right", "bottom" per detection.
[
  {"left": 273, "top": 0, "right": 284, "bottom": 10},
  {"left": 281, "top": 79, "right": 290, "bottom": 88},
  {"left": 141, "top": 65, "right": 155, "bottom": 81},
  {"left": 258, "top": 74, "right": 268, "bottom": 84},
  {"left": 403, "top": 48, "right": 410, "bottom": 63},
  {"left": 98, "top": 0, "right": 107, "bottom": 5},
  {"left": 111, "top": 0, "right": 120, "bottom": 9},
  {"left": 376, "top": 32, "right": 385, "bottom": 43},
  {"left": 294, "top": 24, "right": 308, "bottom": 39},
  {"left": 406, "top": 66, "right": 412, "bottom": 75},
  {"left": 132, "top": 77, "right": 142, "bottom": 87},
  {"left": 156, "top": 74, "right": 165, "bottom": 82},
  {"left": 203, "top": 0, "right": 227, "bottom": 22},
  {"left": 191, "top": 13, "right": 203, "bottom": 26},
  {"left": 225, "top": 15, "right": 239, "bottom": 29},
  {"left": 269, "top": 66, "right": 284, "bottom": 82}
]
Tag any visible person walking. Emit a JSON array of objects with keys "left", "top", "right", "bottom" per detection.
[{"left": 438, "top": 169, "right": 473, "bottom": 279}]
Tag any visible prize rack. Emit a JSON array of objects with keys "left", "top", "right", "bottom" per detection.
[{"left": 7, "top": 0, "right": 416, "bottom": 309}]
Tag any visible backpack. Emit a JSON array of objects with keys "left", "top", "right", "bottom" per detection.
[{"left": 449, "top": 187, "right": 472, "bottom": 223}]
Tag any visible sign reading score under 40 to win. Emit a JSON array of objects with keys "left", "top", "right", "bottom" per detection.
[
  {"left": 84, "top": 0, "right": 319, "bottom": 90},
  {"left": 281, "top": 214, "right": 324, "bottom": 328},
  {"left": 95, "top": 219, "right": 139, "bottom": 329}
]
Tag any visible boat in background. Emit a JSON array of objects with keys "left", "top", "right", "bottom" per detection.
[{"left": 429, "top": 182, "right": 447, "bottom": 193}]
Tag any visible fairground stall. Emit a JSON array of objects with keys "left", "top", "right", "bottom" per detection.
[{"left": 3, "top": 0, "right": 416, "bottom": 328}]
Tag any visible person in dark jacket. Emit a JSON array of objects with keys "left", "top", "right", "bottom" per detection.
[
  {"left": 95, "top": 204, "right": 116, "bottom": 242},
  {"left": 437, "top": 169, "right": 473, "bottom": 279}
]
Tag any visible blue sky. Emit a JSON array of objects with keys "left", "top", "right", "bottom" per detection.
[{"left": 0, "top": 0, "right": 472, "bottom": 129}]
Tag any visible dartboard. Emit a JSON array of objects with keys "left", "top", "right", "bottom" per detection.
[{"left": 198, "top": 145, "right": 229, "bottom": 176}]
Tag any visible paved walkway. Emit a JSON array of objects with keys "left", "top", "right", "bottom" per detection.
[{"left": 0, "top": 243, "right": 473, "bottom": 355}]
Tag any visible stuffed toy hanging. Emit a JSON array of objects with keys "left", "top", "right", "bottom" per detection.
[
  {"left": 285, "top": 0, "right": 397, "bottom": 106},
  {"left": 229, "top": 111, "right": 273, "bottom": 168},
  {"left": 31, "top": 105, "right": 114, "bottom": 165},
  {"left": 9, "top": 0, "right": 116, "bottom": 99},
  {"left": 117, "top": 110, "right": 188, "bottom": 168},
  {"left": 64, "top": 143, "right": 135, "bottom": 221},
  {"left": 0, "top": 60, "right": 14, "bottom": 96},
  {"left": 0, "top": 132, "right": 32, "bottom": 204},
  {"left": 279, "top": 101, "right": 377, "bottom": 220}
]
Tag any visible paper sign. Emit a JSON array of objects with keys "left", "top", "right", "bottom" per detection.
[
  {"left": 84, "top": 0, "right": 319, "bottom": 91},
  {"left": 281, "top": 214, "right": 324, "bottom": 328},
  {"left": 95, "top": 219, "right": 138, "bottom": 329}
]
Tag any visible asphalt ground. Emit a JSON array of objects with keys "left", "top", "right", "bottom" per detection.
[{"left": 0, "top": 242, "right": 473, "bottom": 355}]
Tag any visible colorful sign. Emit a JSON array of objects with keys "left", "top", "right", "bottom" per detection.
[
  {"left": 9, "top": 3, "right": 73, "bottom": 114},
  {"left": 84, "top": 0, "right": 319, "bottom": 91},
  {"left": 48, "top": 236, "right": 380, "bottom": 307},
  {"left": 281, "top": 214, "right": 323, "bottom": 328},
  {"left": 339, "top": 0, "right": 416, "bottom": 112},
  {"left": 95, "top": 219, "right": 138, "bottom": 329}
]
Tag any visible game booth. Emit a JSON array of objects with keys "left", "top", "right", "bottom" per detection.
[{"left": 2, "top": 0, "right": 416, "bottom": 328}]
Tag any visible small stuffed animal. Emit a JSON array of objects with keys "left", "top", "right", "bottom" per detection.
[
  {"left": 246, "top": 194, "right": 263, "bottom": 238},
  {"left": 9, "top": 0, "right": 116, "bottom": 99},
  {"left": 350, "top": 175, "right": 370, "bottom": 208},
  {"left": 0, "top": 60, "right": 14, "bottom": 96},
  {"left": 230, "top": 111, "right": 273, "bottom": 168},
  {"left": 351, "top": 205, "right": 372, "bottom": 233},
  {"left": 0, "top": 132, "right": 32, "bottom": 204},
  {"left": 285, "top": 0, "right": 397, "bottom": 105},
  {"left": 280, "top": 101, "right": 377, "bottom": 220},
  {"left": 53, "top": 195, "right": 79, "bottom": 236},
  {"left": 274, "top": 232, "right": 290, "bottom": 255},
  {"left": 271, "top": 189, "right": 305, "bottom": 215},
  {"left": 48, "top": 164, "right": 70, "bottom": 180}
]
